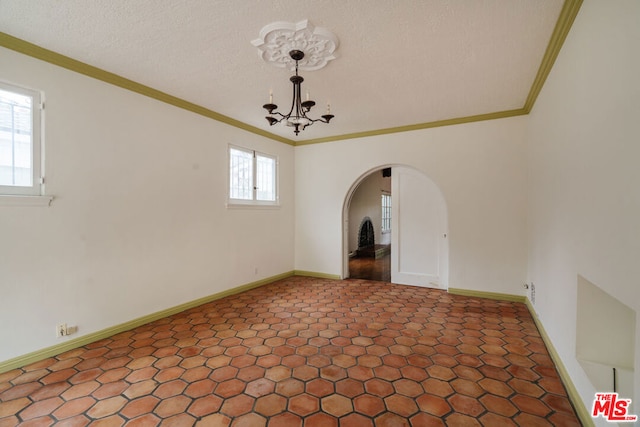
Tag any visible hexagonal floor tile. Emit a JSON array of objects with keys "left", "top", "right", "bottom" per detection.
[{"left": 0, "top": 277, "right": 580, "bottom": 427}]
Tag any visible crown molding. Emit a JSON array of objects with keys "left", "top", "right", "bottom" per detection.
[
  {"left": 0, "top": 0, "right": 582, "bottom": 147},
  {"left": 0, "top": 31, "right": 295, "bottom": 146},
  {"left": 523, "top": 0, "right": 583, "bottom": 113},
  {"left": 295, "top": 108, "right": 528, "bottom": 146},
  {"left": 298, "top": 0, "right": 583, "bottom": 146}
]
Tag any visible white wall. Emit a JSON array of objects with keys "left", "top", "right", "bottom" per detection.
[
  {"left": 526, "top": 0, "right": 640, "bottom": 422},
  {"left": 0, "top": 47, "right": 295, "bottom": 363},
  {"left": 295, "top": 117, "right": 528, "bottom": 293},
  {"left": 348, "top": 169, "right": 391, "bottom": 253}
]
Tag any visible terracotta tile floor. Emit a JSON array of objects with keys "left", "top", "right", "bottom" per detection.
[{"left": 0, "top": 276, "right": 581, "bottom": 426}]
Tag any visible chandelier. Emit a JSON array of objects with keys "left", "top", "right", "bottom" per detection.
[{"left": 262, "top": 50, "right": 334, "bottom": 136}]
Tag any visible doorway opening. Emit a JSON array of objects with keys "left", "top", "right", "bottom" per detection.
[
  {"left": 345, "top": 168, "right": 392, "bottom": 282},
  {"left": 343, "top": 165, "right": 449, "bottom": 288}
]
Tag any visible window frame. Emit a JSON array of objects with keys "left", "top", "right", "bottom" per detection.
[
  {"left": 227, "top": 144, "right": 279, "bottom": 208},
  {"left": 0, "top": 81, "right": 44, "bottom": 197}
]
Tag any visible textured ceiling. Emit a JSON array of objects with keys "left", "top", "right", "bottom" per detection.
[{"left": 0, "top": 0, "right": 568, "bottom": 143}]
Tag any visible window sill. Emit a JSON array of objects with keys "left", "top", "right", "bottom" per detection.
[
  {"left": 0, "top": 195, "right": 54, "bottom": 207},
  {"left": 226, "top": 202, "right": 280, "bottom": 210}
]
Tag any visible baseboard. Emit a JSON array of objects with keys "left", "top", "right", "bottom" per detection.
[
  {"left": 447, "top": 288, "right": 593, "bottom": 425},
  {"left": 293, "top": 270, "right": 342, "bottom": 280},
  {"left": 0, "top": 271, "right": 295, "bottom": 374},
  {"left": 525, "top": 299, "right": 594, "bottom": 427},
  {"left": 0, "top": 275, "right": 595, "bottom": 427},
  {"left": 449, "top": 288, "right": 595, "bottom": 427},
  {"left": 447, "top": 287, "right": 527, "bottom": 303}
]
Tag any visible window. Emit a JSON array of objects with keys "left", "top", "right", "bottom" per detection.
[
  {"left": 0, "top": 82, "right": 42, "bottom": 196},
  {"left": 381, "top": 193, "right": 391, "bottom": 232},
  {"left": 229, "top": 146, "right": 277, "bottom": 205}
]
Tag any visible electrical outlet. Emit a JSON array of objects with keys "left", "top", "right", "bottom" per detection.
[
  {"left": 56, "top": 323, "right": 68, "bottom": 337},
  {"left": 56, "top": 323, "right": 78, "bottom": 337}
]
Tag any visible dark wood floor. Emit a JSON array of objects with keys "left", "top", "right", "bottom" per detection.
[{"left": 348, "top": 254, "right": 391, "bottom": 282}]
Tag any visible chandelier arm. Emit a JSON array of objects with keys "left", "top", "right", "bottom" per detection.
[
  {"left": 303, "top": 115, "right": 334, "bottom": 124},
  {"left": 271, "top": 112, "right": 288, "bottom": 121},
  {"left": 261, "top": 49, "right": 334, "bottom": 135}
]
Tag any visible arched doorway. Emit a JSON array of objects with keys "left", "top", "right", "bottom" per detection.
[
  {"left": 343, "top": 165, "right": 449, "bottom": 288},
  {"left": 346, "top": 168, "right": 392, "bottom": 281}
]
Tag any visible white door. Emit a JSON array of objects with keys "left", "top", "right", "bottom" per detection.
[{"left": 391, "top": 166, "right": 447, "bottom": 288}]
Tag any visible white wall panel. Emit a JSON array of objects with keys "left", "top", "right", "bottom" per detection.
[
  {"left": 0, "top": 47, "right": 295, "bottom": 362},
  {"left": 526, "top": 0, "right": 640, "bottom": 421},
  {"left": 295, "top": 116, "right": 528, "bottom": 295}
]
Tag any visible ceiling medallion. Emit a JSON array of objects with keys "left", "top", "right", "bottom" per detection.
[{"left": 251, "top": 20, "right": 339, "bottom": 71}]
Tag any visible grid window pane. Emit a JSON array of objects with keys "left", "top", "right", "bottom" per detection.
[
  {"left": 229, "top": 147, "right": 253, "bottom": 200},
  {"left": 229, "top": 146, "right": 278, "bottom": 204},
  {"left": 0, "top": 89, "right": 33, "bottom": 187},
  {"left": 382, "top": 194, "right": 392, "bottom": 232},
  {"left": 256, "top": 154, "right": 276, "bottom": 201}
]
